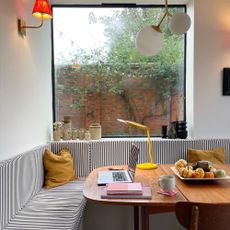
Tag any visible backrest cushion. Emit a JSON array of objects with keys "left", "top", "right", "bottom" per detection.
[
  {"left": 0, "top": 144, "right": 48, "bottom": 229},
  {"left": 43, "top": 149, "right": 77, "bottom": 188},
  {"left": 188, "top": 147, "right": 226, "bottom": 164}
]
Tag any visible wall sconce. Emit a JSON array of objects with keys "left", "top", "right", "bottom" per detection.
[
  {"left": 136, "top": 0, "right": 191, "bottom": 56},
  {"left": 18, "top": 0, "right": 52, "bottom": 37},
  {"left": 117, "top": 118, "right": 158, "bottom": 170}
]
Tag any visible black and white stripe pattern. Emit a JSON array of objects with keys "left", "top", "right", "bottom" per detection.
[
  {"left": 90, "top": 139, "right": 133, "bottom": 170},
  {"left": 0, "top": 144, "right": 86, "bottom": 230},
  {"left": 153, "top": 139, "right": 230, "bottom": 164},
  {"left": 1, "top": 139, "right": 230, "bottom": 230},
  {"left": 0, "top": 144, "right": 49, "bottom": 230},
  {"left": 4, "top": 179, "right": 86, "bottom": 230},
  {"left": 89, "top": 138, "right": 230, "bottom": 170}
]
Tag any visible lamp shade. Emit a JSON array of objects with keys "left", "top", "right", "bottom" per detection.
[
  {"left": 136, "top": 25, "right": 164, "bottom": 56},
  {"left": 169, "top": 12, "right": 191, "bottom": 35},
  {"left": 32, "top": 0, "right": 52, "bottom": 20}
]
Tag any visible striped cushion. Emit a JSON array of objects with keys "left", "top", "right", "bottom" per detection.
[
  {"left": 5, "top": 179, "right": 86, "bottom": 230},
  {"left": 90, "top": 138, "right": 230, "bottom": 170},
  {"left": 0, "top": 144, "right": 49, "bottom": 229}
]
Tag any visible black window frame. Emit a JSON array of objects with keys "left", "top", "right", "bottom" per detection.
[{"left": 51, "top": 3, "right": 187, "bottom": 137}]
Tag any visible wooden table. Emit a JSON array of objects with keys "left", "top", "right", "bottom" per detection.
[
  {"left": 83, "top": 165, "right": 186, "bottom": 230},
  {"left": 83, "top": 164, "right": 230, "bottom": 230},
  {"left": 161, "top": 164, "right": 230, "bottom": 203}
]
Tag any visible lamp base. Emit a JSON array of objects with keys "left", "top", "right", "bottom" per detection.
[{"left": 136, "top": 162, "right": 158, "bottom": 170}]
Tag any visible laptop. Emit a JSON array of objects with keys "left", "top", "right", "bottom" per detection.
[{"left": 97, "top": 144, "right": 139, "bottom": 186}]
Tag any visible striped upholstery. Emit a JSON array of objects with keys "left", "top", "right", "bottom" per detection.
[
  {"left": 89, "top": 138, "right": 230, "bottom": 170},
  {"left": 1, "top": 139, "right": 230, "bottom": 230},
  {"left": 5, "top": 179, "right": 86, "bottom": 230},
  {"left": 153, "top": 139, "right": 230, "bottom": 164},
  {"left": 0, "top": 144, "right": 49, "bottom": 230},
  {"left": 0, "top": 144, "right": 86, "bottom": 230},
  {"left": 90, "top": 139, "right": 134, "bottom": 169}
]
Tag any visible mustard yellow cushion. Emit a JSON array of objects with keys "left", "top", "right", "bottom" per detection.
[
  {"left": 43, "top": 149, "right": 76, "bottom": 189},
  {"left": 188, "top": 147, "right": 226, "bottom": 164}
]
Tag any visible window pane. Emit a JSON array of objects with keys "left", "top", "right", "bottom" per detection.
[{"left": 52, "top": 6, "right": 185, "bottom": 137}]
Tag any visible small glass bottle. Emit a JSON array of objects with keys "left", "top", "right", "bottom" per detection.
[
  {"left": 72, "top": 128, "right": 78, "bottom": 140},
  {"left": 84, "top": 130, "right": 91, "bottom": 141},
  {"left": 53, "top": 122, "right": 62, "bottom": 141},
  {"left": 78, "top": 128, "right": 85, "bottom": 140},
  {"left": 63, "top": 116, "right": 72, "bottom": 140}
]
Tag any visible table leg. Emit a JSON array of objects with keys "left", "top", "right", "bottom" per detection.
[
  {"left": 141, "top": 207, "right": 149, "bottom": 230},
  {"left": 134, "top": 206, "right": 139, "bottom": 230}
]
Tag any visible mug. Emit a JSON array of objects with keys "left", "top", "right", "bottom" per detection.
[{"left": 158, "top": 175, "right": 175, "bottom": 193}]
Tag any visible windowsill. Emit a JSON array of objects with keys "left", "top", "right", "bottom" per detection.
[{"left": 49, "top": 137, "right": 227, "bottom": 143}]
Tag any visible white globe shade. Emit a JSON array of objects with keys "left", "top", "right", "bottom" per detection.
[
  {"left": 169, "top": 12, "right": 191, "bottom": 35},
  {"left": 135, "top": 25, "right": 164, "bottom": 56}
]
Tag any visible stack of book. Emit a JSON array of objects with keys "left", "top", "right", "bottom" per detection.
[{"left": 101, "top": 182, "right": 152, "bottom": 199}]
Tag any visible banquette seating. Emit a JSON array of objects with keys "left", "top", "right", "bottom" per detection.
[{"left": 0, "top": 139, "right": 230, "bottom": 230}]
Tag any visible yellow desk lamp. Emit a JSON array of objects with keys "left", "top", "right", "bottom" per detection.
[{"left": 117, "top": 118, "right": 158, "bottom": 170}]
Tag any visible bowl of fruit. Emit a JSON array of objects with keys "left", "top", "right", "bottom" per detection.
[{"left": 171, "top": 159, "right": 229, "bottom": 180}]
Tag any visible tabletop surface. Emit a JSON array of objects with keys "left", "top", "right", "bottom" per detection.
[
  {"left": 161, "top": 164, "right": 230, "bottom": 203},
  {"left": 83, "top": 164, "right": 230, "bottom": 206},
  {"left": 83, "top": 164, "right": 186, "bottom": 206}
]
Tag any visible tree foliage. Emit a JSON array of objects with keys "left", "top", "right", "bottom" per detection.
[{"left": 57, "top": 6, "right": 185, "bottom": 122}]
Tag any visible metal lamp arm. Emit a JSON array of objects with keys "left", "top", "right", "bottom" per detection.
[{"left": 156, "top": 0, "right": 172, "bottom": 28}]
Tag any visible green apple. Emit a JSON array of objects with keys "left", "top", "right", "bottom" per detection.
[{"left": 214, "top": 169, "right": 226, "bottom": 178}]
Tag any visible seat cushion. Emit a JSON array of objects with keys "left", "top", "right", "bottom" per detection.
[{"left": 5, "top": 179, "right": 86, "bottom": 230}]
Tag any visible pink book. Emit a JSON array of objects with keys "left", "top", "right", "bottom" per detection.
[
  {"left": 101, "top": 186, "right": 152, "bottom": 199},
  {"left": 106, "top": 182, "right": 143, "bottom": 194}
]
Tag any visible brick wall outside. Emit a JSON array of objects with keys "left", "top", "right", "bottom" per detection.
[{"left": 55, "top": 67, "right": 184, "bottom": 136}]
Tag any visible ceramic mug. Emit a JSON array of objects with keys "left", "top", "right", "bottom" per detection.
[{"left": 158, "top": 175, "right": 175, "bottom": 193}]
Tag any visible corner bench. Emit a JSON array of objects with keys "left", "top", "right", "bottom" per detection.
[
  {"left": 1, "top": 138, "right": 230, "bottom": 230},
  {"left": 0, "top": 143, "right": 89, "bottom": 230}
]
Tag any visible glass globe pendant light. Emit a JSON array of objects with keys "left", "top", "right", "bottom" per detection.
[
  {"left": 135, "top": 25, "right": 164, "bottom": 57},
  {"left": 169, "top": 12, "right": 191, "bottom": 35},
  {"left": 136, "top": 0, "right": 191, "bottom": 56}
]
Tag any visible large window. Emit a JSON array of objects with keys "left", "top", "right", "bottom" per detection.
[{"left": 52, "top": 5, "right": 186, "bottom": 137}]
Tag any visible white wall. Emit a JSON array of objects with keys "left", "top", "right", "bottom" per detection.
[
  {"left": 186, "top": 0, "right": 194, "bottom": 137},
  {"left": 0, "top": 0, "right": 52, "bottom": 161},
  {"left": 191, "top": 0, "right": 230, "bottom": 138}
]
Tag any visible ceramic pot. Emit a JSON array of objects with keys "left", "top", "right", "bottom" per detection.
[{"left": 89, "top": 123, "right": 101, "bottom": 140}]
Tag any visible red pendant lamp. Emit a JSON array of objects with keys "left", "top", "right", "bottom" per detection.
[{"left": 18, "top": 0, "right": 52, "bottom": 37}]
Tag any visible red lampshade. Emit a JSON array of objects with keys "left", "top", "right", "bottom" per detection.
[{"left": 32, "top": 0, "right": 52, "bottom": 20}]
